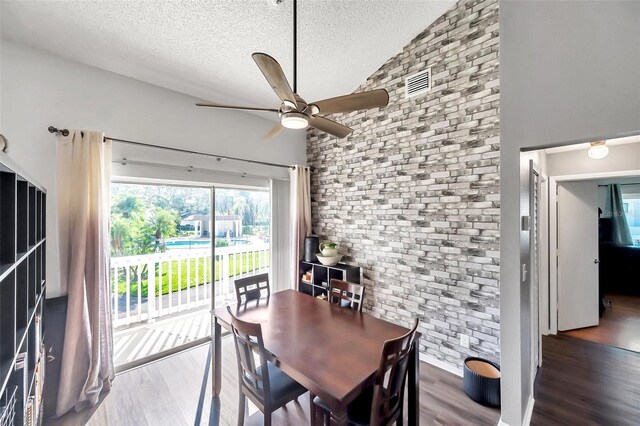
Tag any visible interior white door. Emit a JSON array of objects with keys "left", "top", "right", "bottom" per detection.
[{"left": 557, "top": 181, "right": 599, "bottom": 331}]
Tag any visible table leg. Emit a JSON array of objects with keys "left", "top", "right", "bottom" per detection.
[
  {"left": 212, "top": 319, "right": 222, "bottom": 396},
  {"left": 329, "top": 399, "right": 349, "bottom": 426},
  {"left": 408, "top": 339, "right": 419, "bottom": 426}
]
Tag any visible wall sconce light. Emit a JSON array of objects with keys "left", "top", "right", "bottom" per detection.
[{"left": 588, "top": 140, "right": 609, "bottom": 160}]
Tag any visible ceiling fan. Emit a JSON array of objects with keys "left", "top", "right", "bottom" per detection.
[{"left": 196, "top": 0, "right": 389, "bottom": 139}]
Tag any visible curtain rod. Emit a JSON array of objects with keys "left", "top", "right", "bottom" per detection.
[{"left": 48, "top": 126, "right": 296, "bottom": 170}]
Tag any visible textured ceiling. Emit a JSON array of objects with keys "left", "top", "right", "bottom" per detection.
[{"left": 2, "top": 0, "right": 454, "bottom": 111}]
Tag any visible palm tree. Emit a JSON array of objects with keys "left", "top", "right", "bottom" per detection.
[
  {"left": 150, "top": 208, "right": 179, "bottom": 252},
  {"left": 114, "top": 195, "right": 143, "bottom": 218}
]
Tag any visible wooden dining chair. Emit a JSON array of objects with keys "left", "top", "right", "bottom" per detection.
[
  {"left": 311, "top": 319, "right": 420, "bottom": 426},
  {"left": 227, "top": 306, "right": 307, "bottom": 426},
  {"left": 328, "top": 279, "right": 365, "bottom": 312},
  {"left": 234, "top": 272, "right": 270, "bottom": 305}
]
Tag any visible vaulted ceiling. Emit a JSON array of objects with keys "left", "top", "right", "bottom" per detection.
[{"left": 2, "top": 0, "right": 454, "bottom": 110}]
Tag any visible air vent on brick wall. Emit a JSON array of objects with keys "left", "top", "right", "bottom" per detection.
[{"left": 405, "top": 69, "right": 431, "bottom": 98}]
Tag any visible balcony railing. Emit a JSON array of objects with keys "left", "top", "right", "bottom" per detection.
[{"left": 110, "top": 243, "right": 270, "bottom": 327}]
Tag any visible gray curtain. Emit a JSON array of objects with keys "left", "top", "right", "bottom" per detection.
[
  {"left": 606, "top": 184, "right": 633, "bottom": 245},
  {"left": 56, "top": 130, "right": 114, "bottom": 416}
]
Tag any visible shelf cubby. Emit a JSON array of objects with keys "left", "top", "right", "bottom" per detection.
[
  {"left": 298, "top": 261, "right": 361, "bottom": 299},
  {"left": 28, "top": 186, "right": 36, "bottom": 248},
  {"left": 36, "top": 190, "right": 42, "bottom": 242},
  {"left": 15, "top": 261, "right": 29, "bottom": 347},
  {"left": 28, "top": 252, "right": 36, "bottom": 312},
  {"left": 36, "top": 245, "right": 42, "bottom": 299},
  {"left": 41, "top": 194, "right": 46, "bottom": 239},
  {"left": 0, "top": 172, "right": 16, "bottom": 271},
  {"left": 0, "top": 272, "right": 15, "bottom": 387},
  {"left": 16, "top": 179, "right": 28, "bottom": 256}
]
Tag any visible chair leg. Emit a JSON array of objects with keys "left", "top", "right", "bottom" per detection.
[
  {"left": 310, "top": 393, "right": 316, "bottom": 425},
  {"left": 237, "top": 393, "right": 246, "bottom": 426}
]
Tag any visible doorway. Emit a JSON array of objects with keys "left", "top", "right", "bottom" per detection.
[
  {"left": 524, "top": 135, "right": 640, "bottom": 424},
  {"left": 560, "top": 180, "right": 640, "bottom": 353}
]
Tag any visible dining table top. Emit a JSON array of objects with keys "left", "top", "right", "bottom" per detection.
[{"left": 213, "top": 289, "right": 415, "bottom": 404}]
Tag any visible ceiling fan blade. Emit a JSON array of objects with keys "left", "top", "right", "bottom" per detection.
[
  {"left": 264, "top": 122, "right": 285, "bottom": 139},
  {"left": 196, "top": 103, "right": 279, "bottom": 113},
  {"left": 252, "top": 53, "right": 297, "bottom": 106},
  {"left": 309, "top": 116, "right": 353, "bottom": 139},
  {"left": 311, "top": 89, "right": 389, "bottom": 115}
]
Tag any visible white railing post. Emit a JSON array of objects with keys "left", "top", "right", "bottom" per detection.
[
  {"left": 136, "top": 264, "right": 142, "bottom": 323},
  {"left": 222, "top": 251, "right": 230, "bottom": 302},
  {"left": 125, "top": 266, "right": 131, "bottom": 326},
  {"left": 195, "top": 255, "right": 200, "bottom": 305},
  {"left": 168, "top": 259, "right": 173, "bottom": 314},
  {"left": 203, "top": 255, "right": 208, "bottom": 303},
  {"left": 178, "top": 259, "right": 182, "bottom": 312},
  {"left": 158, "top": 260, "right": 163, "bottom": 315},
  {"left": 148, "top": 260, "right": 156, "bottom": 321},
  {"left": 112, "top": 267, "right": 119, "bottom": 327},
  {"left": 187, "top": 256, "right": 191, "bottom": 310}
]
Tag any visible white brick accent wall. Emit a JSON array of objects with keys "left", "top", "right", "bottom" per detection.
[{"left": 307, "top": 0, "right": 500, "bottom": 370}]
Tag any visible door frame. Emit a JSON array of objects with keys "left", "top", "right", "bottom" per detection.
[
  {"left": 545, "top": 170, "right": 640, "bottom": 335},
  {"left": 529, "top": 161, "right": 543, "bottom": 378}
]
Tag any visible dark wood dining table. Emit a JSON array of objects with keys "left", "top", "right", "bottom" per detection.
[{"left": 211, "top": 289, "right": 420, "bottom": 425}]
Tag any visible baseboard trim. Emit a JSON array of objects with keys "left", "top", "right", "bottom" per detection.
[
  {"left": 419, "top": 353, "right": 463, "bottom": 377},
  {"left": 523, "top": 395, "right": 535, "bottom": 426},
  {"left": 496, "top": 395, "right": 534, "bottom": 426}
]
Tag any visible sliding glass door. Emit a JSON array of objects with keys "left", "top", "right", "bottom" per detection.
[
  {"left": 109, "top": 182, "right": 270, "bottom": 370},
  {"left": 110, "top": 183, "right": 213, "bottom": 370}
]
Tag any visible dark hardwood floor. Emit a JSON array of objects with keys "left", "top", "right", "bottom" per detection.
[
  {"left": 49, "top": 336, "right": 499, "bottom": 426},
  {"left": 562, "top": 294, "right": 640, "bottom": 353},
  {"left": 532, "top": 334, "right": 640, "bottom": 425}
]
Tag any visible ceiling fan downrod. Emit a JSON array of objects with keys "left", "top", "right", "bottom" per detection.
[{"left": 293, "top": 0, "right": 297, "bottom": 94}]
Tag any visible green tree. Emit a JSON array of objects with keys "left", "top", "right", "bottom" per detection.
[
  {"left": 148, "top": 208, "right": 180, "bottom": 252},
  {"left": 113, "top": 195, "right": 143, "bottom": 218},
  {"left": 111, "top": 195, "right": 148, "bottom": 256}
]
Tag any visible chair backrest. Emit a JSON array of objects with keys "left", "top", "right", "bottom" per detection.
[
  {"left": 328, "top": 279, "right": 365, "bottom": 312},
  {"left": 227, "top": 306, "right": 271, "bottom": 402},
  {"left": 370, "top": 319, "right": 419, "bottom": 425},
  {"left": 235, "top": 273, "right": 270, "bottom": 305}
]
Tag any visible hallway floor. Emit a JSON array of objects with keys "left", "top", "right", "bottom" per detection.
[
  {"left": 532, "top": 334, "right": 640, "bottom": 425},
  {"left": 562, "top": 294, "right": 640, "bottom": 353}
]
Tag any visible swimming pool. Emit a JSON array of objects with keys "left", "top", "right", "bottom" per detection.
[{"left": 165, "top": 239, "right": 250, "bottom": 248}]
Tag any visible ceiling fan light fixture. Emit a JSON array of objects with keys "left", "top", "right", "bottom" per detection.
[
  {"left": 281, "top": 112, "right": 308, "bottom": 129},
  {"left": 588, "top": 140, "right": 609, "bottom": 159}
]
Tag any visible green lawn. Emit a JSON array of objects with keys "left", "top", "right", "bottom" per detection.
[{"left": 115, "top": 251, "right": 270, "bottom": 297}]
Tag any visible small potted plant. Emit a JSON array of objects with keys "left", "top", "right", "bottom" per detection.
[{"left": 319, "top": 241, "right": 338, "bottom": 257}]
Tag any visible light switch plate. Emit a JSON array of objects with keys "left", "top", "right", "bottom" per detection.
[{"left": 460, "top": 334, "right": 470, "bottom": 348}]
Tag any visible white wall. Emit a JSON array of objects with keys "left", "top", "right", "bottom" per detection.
[
  {"left": 1, "top": 40, "right": 306, "bottom": 297},
  {"left": 500, "top": 1, "right": 640, "bottom": 425},
  {"left": 547, "top": 144, "right": 640, "bottom": 177}
]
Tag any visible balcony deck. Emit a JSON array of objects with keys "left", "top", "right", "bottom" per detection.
[
  {"left": 113, "top": 306, "right": 211, "bottom": 367},
  {"left": 111, "top": 243, "right": 268, "bottom": 368}
]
